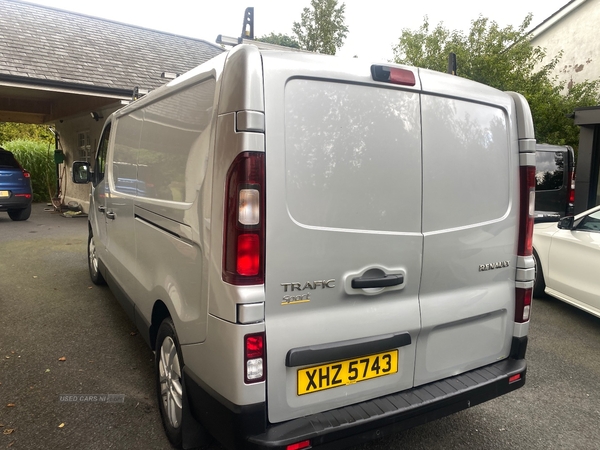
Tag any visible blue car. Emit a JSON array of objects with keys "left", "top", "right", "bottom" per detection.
[{"left": 0, "top": 147, "right": 33, "bottom": 221}]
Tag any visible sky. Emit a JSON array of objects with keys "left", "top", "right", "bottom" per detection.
[{"left": 26, "top": 0, "right": 570, "bottom": 62}]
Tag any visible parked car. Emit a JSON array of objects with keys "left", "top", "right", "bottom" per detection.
[
  {"left": 533, "top": 204, "right": 600, "bottom": 316},
  {"left": 72, "top": 44, "right": 535, "bottom": 450},
  {"left": 0, "top": 147, "right": 33, "bottom": 221},
  {"left": 534, "top": 144, "right": 575, "bottom": 222}
]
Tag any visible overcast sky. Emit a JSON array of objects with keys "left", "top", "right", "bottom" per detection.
[{"left": 27, "top": 0, "right": 569, "bottom": 61}]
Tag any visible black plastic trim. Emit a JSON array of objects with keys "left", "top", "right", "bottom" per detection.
[
  {"left": 183, "top": 358, "right": 526, "bottom": 450},
  {"left": 351, "top": 274, "right": 403, "bottom": 289},
  {"left": 184, "top": 367, "right": 266, "bottom": 450},
  {"left": 510, "top": 336, "right": 528, "bottom": 360},
  {"left": 104, "top": 269, "right": 136, "bottom": 322},
  {"left": 103, "top": 267, "right": 153, "bottom": 348},
  {"left": 249, "top": 358, "right": 526, "bottom": 449},
  {"left": 285, "top": 332, "right": 412, "bottom": 368}
]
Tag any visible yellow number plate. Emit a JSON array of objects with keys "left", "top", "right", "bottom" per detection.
[
  {"left": 0, "top": 191, "right": 9, "bottom": 198},
  {"left": 297, "top": 350, "right": 398, "bottom": 395}
]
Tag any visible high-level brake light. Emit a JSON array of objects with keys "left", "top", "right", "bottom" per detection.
[{"left": 371, "top": 65, "right": 416, "bottom": 86}]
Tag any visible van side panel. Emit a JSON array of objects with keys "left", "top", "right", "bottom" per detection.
[
  {"left": 135, "top": 79, "right": 217, "bottom": 345},
  {"left": 182, "top": 45, "right": 268, "bottom": 407},
  {"left": 105, "top": 111, "right": 143, "bottom": 319},
  {"left": 104, "top": 75, "right": 219, "bottom": 345}
]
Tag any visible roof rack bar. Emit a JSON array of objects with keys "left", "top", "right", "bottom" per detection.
[{"left": 242, "top": 7, "right": 254, "bottom": 40}]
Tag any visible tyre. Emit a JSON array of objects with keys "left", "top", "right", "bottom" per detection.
[
  {"left": 156, "top": 318, "right": 184, "bottom": 448},
  {"left": 8, "top": 204, "right": 31, "bottom": 221},
  {"left": 533, "top": 250, "right": 546, "bottom": 298},
  {"left": 88, "top": 229, "right": 106, "bottom": 285}
]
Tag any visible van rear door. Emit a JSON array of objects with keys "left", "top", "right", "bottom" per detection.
[
  {"left": 261, "top": 53, "right": 423, "bottom": 422},
  {"left": 414, "top": 70, "right": 519, "bottom": 386}
]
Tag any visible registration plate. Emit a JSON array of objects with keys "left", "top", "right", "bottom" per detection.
[
  {"left": 297, "top": 350, "right": 398, "bottom": 395},
  {"left": 0, "top": 191, "right": 9, "bottom": 198}
]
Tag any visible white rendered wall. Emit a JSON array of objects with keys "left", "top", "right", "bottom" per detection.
[{"left": 531, "top": 0, "right": 600, "bottom": 89}]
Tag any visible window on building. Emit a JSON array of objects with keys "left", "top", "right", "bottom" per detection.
[{"left": 77, "top": 131, "right": 93, "bottom": 162}]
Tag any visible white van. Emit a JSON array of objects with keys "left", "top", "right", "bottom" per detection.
[{"left": 73, "top": 44, "right": 535, "bottom": 450}]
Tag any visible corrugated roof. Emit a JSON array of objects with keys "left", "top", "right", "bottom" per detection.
[{"left": 0, "top": 0, "right": 224, "bottom": 93}]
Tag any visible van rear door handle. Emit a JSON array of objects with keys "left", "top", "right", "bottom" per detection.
[
  {"left": 351, "top": 274, "right": 404, "bottom": 289},
  {"left": 98, "top": 205, "right": 106, "bottom": 213},
  {"left": 106, "top": 211, "right": 116, "bottom": 220}
]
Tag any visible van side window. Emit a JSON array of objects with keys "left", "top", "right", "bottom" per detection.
[
  {"left": 536, "top": 151, "right": 564, "bottom": 191},
  {"left": 94, "top": 123, "right": 111, "bottom": 186}
]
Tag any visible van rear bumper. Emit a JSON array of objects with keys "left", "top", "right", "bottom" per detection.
[{"left": 185, "top": 358, "right": 526, "bottom": 450}]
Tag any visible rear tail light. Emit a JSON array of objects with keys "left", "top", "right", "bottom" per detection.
[
  {"left": 287, "top": 441, "right": 311, "bottom": 450},
  {"left": 515, "top": 164, "right": 535, "bottom": 323},
  {"left": 517, "top": 165, "right": 535, "bottom": 257},
  {"left": 515, "top": 287, "right": 532, "bottom": 323},
  {"left": 223, "top": 152, "right": 265, "bottom": 285},
  {"left": 14, "top": 193, "right": 32, "bottom": 198},
  {"left": 245, "top": 332, "right": 265, "bottom": 383},
  {"left": 568, "top": 170, "right": 575, "bottom": 206},
  {"left": 236, "top": 234, "right": 260, "bottom": 276},
  {"left": 23, "top": 170, "right": 31, "bottom": 178}
]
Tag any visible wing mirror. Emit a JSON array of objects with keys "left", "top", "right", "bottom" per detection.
[
  {"left": 557, "top": 216, "right": 574, "bottom": 230},
  {"left": 72, "top": 161, "right": 91, "bottom": 184}
]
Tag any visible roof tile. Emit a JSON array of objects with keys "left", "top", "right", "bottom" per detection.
[{"left": 0, "top": 0, "right": 224, "bottom": 92}]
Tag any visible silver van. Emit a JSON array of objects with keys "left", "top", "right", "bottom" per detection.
[{"left": 73, "top": 44, "right": 535, "bottom": 450}]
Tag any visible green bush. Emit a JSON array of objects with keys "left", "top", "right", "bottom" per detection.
[{"left": 2, "top": 140, "right": 57, "bottom": 203}]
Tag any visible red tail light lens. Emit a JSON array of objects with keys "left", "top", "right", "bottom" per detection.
[
  {"left": 223, "top": 152, "right": 265, "bottom": 285},
  {"left": 509, "top": 374, "right": 522, "bottom": 384},
  {"left": 246, "top": 333, "right": 264, "bottom": 359},
  {"left": 23, "top": 170, "right": 31, "bottom": 178},
  {"left": 236, "top": 234, "right": 260, "bottom": 276},
  {"left": 287, "top": 441, "right": 311, "bottom": 450},
  {"left": 245, "top": 333, "right": 265, "bottom": 383},
  {"left": 518, "top": 166, "right": 535, "bottom": 257}
]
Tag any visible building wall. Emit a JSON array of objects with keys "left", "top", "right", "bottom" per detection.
[
  {"left": 531, "top": 0, "right": 600, "bottom": 89},
  {"left": 56, "top": 106, "right": 120, "bottom": 213}
]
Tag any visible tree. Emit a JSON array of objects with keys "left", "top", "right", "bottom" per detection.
[
  {"left": 0, "top": 122, "right": 54, "bottom": 145},
  {"left": 257, "top": 33, "right": 300, "bottom": 49},
  {"left": 292, "top": 0, "right": 348, "bottom": 55},
  {"left": 392, "top": 15, "right": 600, "bottom": 149}
]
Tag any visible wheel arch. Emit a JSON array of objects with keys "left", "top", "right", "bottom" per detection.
[{"left": 150, "top": 300, "right": 172, "bottom": 351}]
